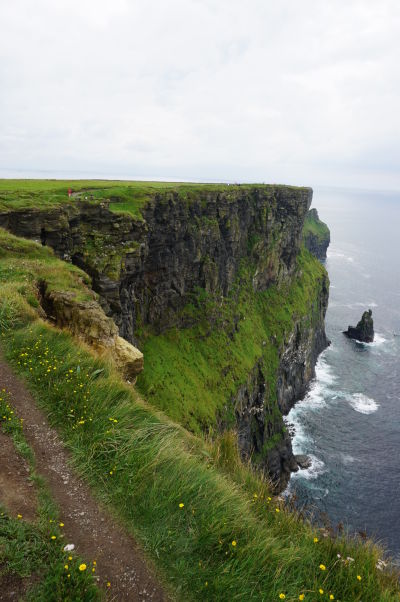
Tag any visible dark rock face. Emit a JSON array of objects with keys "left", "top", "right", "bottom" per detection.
[
  {"left": 344, "top": 309, "right": 374, "bottom": 343},
  {"left": 303, "top": 208, "right": 330, "bottom": 261},
  {"left": 232, "top": 268, "right": 329, "bottom": 492},
  {"left": 0, "top": 186, "right": 312, "bottom": 343},
  {"left": 0, "top": 185, "right": 329, "bottom": 491}
]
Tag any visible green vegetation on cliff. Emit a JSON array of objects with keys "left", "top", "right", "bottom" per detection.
[
  {"left": 303, "top": 208, "right": 330, "bottom": 260},
  {"left": 0, "top": 227, "right": 398, "bottom": 601},
  {"left": 137, "top": 248, "right": 327, "bottom": 433},
  {"left": 0, "top": 179, "right": 309, "bottom": 218}
]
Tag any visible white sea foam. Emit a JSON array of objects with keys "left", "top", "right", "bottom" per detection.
[
  {"left": 292, "top": 454, "right": 326, "bottom": 481},
  {"left": 369, "top": 333, "right": 386, "bottom": 346},
  {"left": 340, "top": 453, "right": 358, "bottom": 465},
  {"left": 327, "top": 250, "right": 355, "bottom": 263},
  {"left": 286, "top": 354, "right": 336, "bottom": 455},
  {"left": 346, "top": 393, "right": 379, "bottom": 415}
]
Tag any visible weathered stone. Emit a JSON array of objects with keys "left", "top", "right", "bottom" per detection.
[
  {"left": 344, "top": 309, "right": 374, "bottom": 343},
  {"left": 40, "top": 287, "right": 143, "bottom": 380},
  {"left": 295, "top": 454, "right": 312, "bottom": 469}
]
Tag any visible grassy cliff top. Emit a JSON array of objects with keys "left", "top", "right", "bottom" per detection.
[
  {"left": 303, "top": 208, "right": 330, "bottom": 242},
  {"left": 0, "top": 179, "right": 310, "bottom": 218}
]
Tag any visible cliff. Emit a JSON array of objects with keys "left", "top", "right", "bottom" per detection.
[
  {"left": 0, "top": 183, "right": 329, "bottom": 490},
  {"left": 303, "top": 208, "right": 330, "bottom": 260}
]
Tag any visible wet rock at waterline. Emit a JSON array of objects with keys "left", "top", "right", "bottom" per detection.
[{"left": 344, "top": 309, "right": 374, "bottom": 343}]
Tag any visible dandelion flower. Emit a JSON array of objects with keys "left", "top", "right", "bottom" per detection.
[
  {"left": 357, "top": 575, "right": 362, "bottom": 581},
  {"left": 330, "top": 596, "right": 335, "bottom": 600},
  {"left": 313, "top": 537, "right": 318, "bottom": 543},
  {"left": 51, "top": 535, "right": 57, "bottom": 540},
  {"left": 107, "top": 582, "right": 111, "bottom": 587},
  {"left": 319, "top": 589, "right": 324, "bottom": 595},
  {"left": 275, "top": 508, "right": 280, "bottom": 513},
  {"left": 232, "top": 540, "right": 237, "bottom": 547},
  {"left": 59, "top": 522, "right": 64, "bottom": 527},
  {"left": 64, "top": 564, "right": 68, "bottom": 570},
  {"left": 79, "top": 564, "right": 87, "bottom": 571},
  {"left": 319, "top": 564, "right": 326, "bottom": 571},
  {"left": 17, "top": 514, "right": 22, "bottom": 519},
  {"left": 279, "top": 594, "right": 286, "bottom": 600},
  {"left": 179, "top": 503, "right": 184, "bottom": 508},
  {"left": 299, "top": 595, "right": 305, "bottom": 600}
]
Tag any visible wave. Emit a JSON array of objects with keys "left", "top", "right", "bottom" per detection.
[
  {"left": 327, "top": 250, "right": 355, "bottom": 263},
  {"left": 329, "top": 301, "right": 378, "bottom": 309},
  {"left": 369, "top": 333, "right": 386, "bottom": 346},
  {"left": 346, "top": 393, "right": 379, "bottom": 415},
  {"left": 292, "top": 454, "right": 326, "bottom": 481}
]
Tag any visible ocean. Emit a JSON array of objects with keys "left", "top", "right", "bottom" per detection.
[{"left": 286, "top": 186, "right": 400, "bottom": 559}]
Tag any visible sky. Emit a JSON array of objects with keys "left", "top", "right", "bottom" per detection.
[{"left": 1, "top": 0, "right": 400, "bottom": 189}]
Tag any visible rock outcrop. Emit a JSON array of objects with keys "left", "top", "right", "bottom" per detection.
[
  {"left": 344, "top": 309, "right": 374, "bottom": 343},
  {"left": 303, "top": 208, "right": 330, "bottom": 261},
  {"left": 39, "top": 285, "right": 143, "bottom": 380}
]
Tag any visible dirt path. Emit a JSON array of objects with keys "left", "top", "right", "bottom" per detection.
[{"left": 0, "top": 353, "right": 169, "bottom": 602}]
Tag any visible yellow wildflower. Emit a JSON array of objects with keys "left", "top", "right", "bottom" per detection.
[
  {"left": 51, "top": 535, "right": 57, "bottom": 540},
  {"left": 319, "top": 564, "right": 326, "bottom": 571},
  {"left": 79, "top": 564, "right": 87, "bottom": 571},
  {"left": 357, "top": 575, "right": 362, "bottom": 581},
  {"left": 232, "top": 540, "right": 237, "bottom": 547},
  {"left": 279, "top": 594, "right": 286, "bottom": 600},
  {"left": 313, "top": 537, "right": 318, "bottom": 543},
  {"left": 107, "top": 582, "right": 111, "bottom": 587},
  {"left": 64, "top": 564, "right": 68, "bottom": 570},
  {"left": 319, "top": 589, "right": 324, "bottom": 595},
  {"left": 299, "top": 595, "right": 305, "bottom": 600},
  {"left": 179, "top": 503, "right": 184, "bottom": 508},
  {"left": 329, "top": 596, "right": 335, "bottom": 600}
]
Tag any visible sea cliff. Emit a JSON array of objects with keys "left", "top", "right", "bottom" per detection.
[{"left": 0, "top": 183, "right": 329, "bottom": 490}]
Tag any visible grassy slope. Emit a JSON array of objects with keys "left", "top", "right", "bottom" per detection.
[
  {"left": 0, "top": 393, "right": 100, "bottom": 601},
  {"left": 0, "top": 231, "right": 398, "bottom": 600},
  {"left": 0, "top": 179, "right": 308, "bottom": 218},
  {"left": 303, "top": 211, "right": 330, "bottom": 243},
  {"left": 137, "top": 250, "right": 326, "bottom": 434}
]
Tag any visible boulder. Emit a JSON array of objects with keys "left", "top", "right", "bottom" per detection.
[
  {"left": 344, "top": 309, "right": 374, "bottom": 343},
  {"left": 295, "top": 454, "right": 312, "bottom": 470}
]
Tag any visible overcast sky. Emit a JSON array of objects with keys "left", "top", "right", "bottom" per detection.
[{"left": 1, "top": 0, "right": 400, "bottom": 189}]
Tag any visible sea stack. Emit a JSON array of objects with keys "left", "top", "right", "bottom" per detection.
[{"left": 344, "top": 309, "right": 374, "bottom": 343}]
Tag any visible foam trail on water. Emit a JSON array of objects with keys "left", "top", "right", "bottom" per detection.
[{"left": 346, "top": 393, "right": 379, "bottom": 415}]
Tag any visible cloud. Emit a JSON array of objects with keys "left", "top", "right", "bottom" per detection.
[{"left": 1, "top": 0, "right": 400, "bottom": 188}]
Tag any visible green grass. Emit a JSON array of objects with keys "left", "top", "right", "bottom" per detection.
[
  {"left": 0, "top": 228, "right": 95, "bottom": 332},
  {"left": 0, "top": 393, "right": 100, "bottom": 601},
  {"left": 303, "top": 210, "right": 330, "bottom": 244},
  {"left": 1, "top": 324, "right": 398, "bottom": 601},
  {"left": 0, "top": 221, "right": 398, "bottom": 601},
  {"left": 136, "top": 249, "right": 327, "bottom": 434},
  {"left": 0, "top": 179, "right": 309, "bottom": 218}
]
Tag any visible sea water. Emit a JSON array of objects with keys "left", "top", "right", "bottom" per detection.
[{"left": 285, "top": 186, "right": 400, "bottom": 558}]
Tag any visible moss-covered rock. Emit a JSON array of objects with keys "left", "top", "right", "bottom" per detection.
[{"left": 303, "top": 208, "right": 330, "bottom": 260}]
